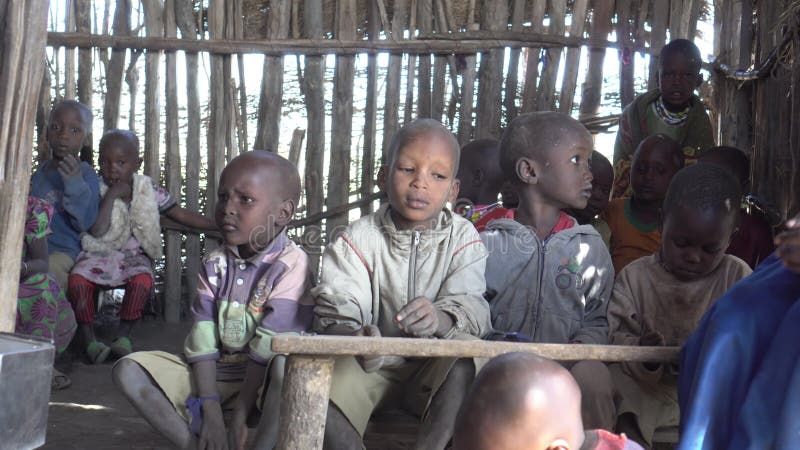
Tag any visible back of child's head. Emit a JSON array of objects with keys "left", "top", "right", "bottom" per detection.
[
  {"left": 630, "top": 134, "right": 684, "bottom": 201},
  {"left": 456, "top": 138, "right": 502, "bottom": 205},
  {"left": 572, "top": 151, "right": 614, "bottom": 222},
  {"left": 659, "top": 39, "right": 703, "bottom": 73},
  {"left": 698, "top": 146, "right": 749, "bottom": 189},
  {"left": 499, "top": 112, "right": 591, "bottom": 184},
  {"left": 660, "top": 164, "right": 742, "bottom": 280},
  {"left": 453, "top": 352, "right": 584, "bottom": 450},
  {"left": 386, "top": 119, "right": 460, "bottom": 173}
]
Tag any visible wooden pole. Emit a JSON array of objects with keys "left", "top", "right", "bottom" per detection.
[
  {"left": 714, "top": 0, "right": 752, "bottom": 150},
  {"left": 302, "top": 0, "right": 326, "bottom": 269},
  {"left": 579, "top": 0, "right": 613, "bottom": 119},
  {"left": 503, "top": 0, "right": 525, "bottom": 123},
  {"left": 404, "top": 0, "right": 419, "bottom": 123},
  {"left": 275, "top": 355, "right": 335, "bottom": 450},
  {"left": 557, "top": 0, "right": 589, "bottom": 114},
  {"left": 475, "top": 0, "right": 508, "bottom": 139},
  {"left": 417, "top": 0, "right": 433, "bottom": 118},
  {"left": 142, "top": 0, "right": 164, "bottom": 181},
  {"left": 536, "top": 0, "right": 566, "bottom": 111},
  {"left": 206, "top": 0, "right": 226, "bottom": 217},
  {"left": 223, "top": 3, "right": 235, "bottom": 162},
  {"left": 36, "top": 58, "right": 52, "bottom": 163},
  {"left": 647, "top": 0, "right": 669, "bottom": 90},
  {"left": 175, "top": 0, "right": 201, "bottom": 320},
  {"left": 361, "top": 0, "right": 380, "bottom": 216},
  {"left": 103, "top": 0, "right": 131, "bottom": 131},
  {"left": 382, "top": 0, "right": 408, "bottom": 156},
  {"left": 617, "top": 0, "right": 635, "bottom": 108},
  {"left": 457, "top": 0, "right": 477, "bottom": 143},
  {"left": 288, "top": 128, "right": 306, "bottom": 168},
  {"left": 0, "top": 0, "right": 48, "bottom": 332},
  {"left": 433, "top": 0, "right": 461, "bottom": 127},
  {"left": 254, "top": 0, "right": 290, "bottom": 151},
  {"left": 75, "top": 0, "right": 92, "bottom": 154},
  {"left": 64, "top": 0, "right": 76, "bottom": 99},
  {"left": 327, "top": 0, "right": 357, "bottom": 240},
  {"left": 233, "top": 0, "right": 247, "bottom": 155},
  {"left": 520, "top": 0, "right": 546, "bottom": 113}
]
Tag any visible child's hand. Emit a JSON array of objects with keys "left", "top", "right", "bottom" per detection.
[
  {"left": 775, "top": 214, "right": 800, "bottom": 273},
  {"left": 56, "top": 154, "right": 82, "bottom": 182},
  {"left": 199, "top": 402, "right": 229, "bottom": 450},
  {"left": 395, "top": 296, "right": 439, "bottom": 337},
  {"left": 640, "top": 331, "right": 665, "bottom": 347},
  {"left": 227, "top": 413, "right": 248, "bottom": 450},
  {"left": 355, "top": 325, "right": 384, "bottom": 372},
  {"left": 106, "top": 181, "right": 132, "bottom": 200}
]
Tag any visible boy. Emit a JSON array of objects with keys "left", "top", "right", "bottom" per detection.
[
  {"left": 453, "top": 138, "right": 510, "bottom": 232},
  {"left": 697, "top": 146, "right": 775, "bottom": 268},
  {"left": 482, "top": 112, "right": 615, "bottom": 429},
  {"left": 453, "top": 352, "right": 644, "bottom": 450},
  {"left": 112, "top": 151, "right": 313, "bottom": 450},
  {"left": 612, "top": 39, "right": 714, "bottom": 198},
  {"left": 30, "top": 100, "right": 100, "bottom": 288},
  {"left": 567, "top": 151, "right": 614, "bottom": 248},
  {"left": 314, "top": 119, "right": 490, "bottom": 449},
  {"left": 602, "top": 134, "right": 684, "bottom": 274},
  {"left": 607, "top": 163, "right": 752, "bottom": 448}
]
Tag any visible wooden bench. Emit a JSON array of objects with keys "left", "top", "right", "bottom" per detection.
[{"left": 270, "top": 335, "right": 681, "bottom": 450}]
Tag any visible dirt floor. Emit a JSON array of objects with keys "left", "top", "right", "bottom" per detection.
[{"left": 43, "top": 318, "right": 191, "bottom": 449}]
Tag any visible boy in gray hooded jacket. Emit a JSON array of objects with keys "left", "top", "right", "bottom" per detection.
[{"left": 481, "top": 112, "right": 616, "bottom": 430}]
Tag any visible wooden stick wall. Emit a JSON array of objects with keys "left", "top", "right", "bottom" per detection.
[{"left": 40, "top": 0, "right": 707, "bottom": 321}]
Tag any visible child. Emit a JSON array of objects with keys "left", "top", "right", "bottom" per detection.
[
  {"left": 678, "top": 215, "right": 800, "bottom": 450},
  {"left": 612, "top": 39, "right": 714, "bottom": 199},
  {"left": 602, "top": 134, "right": 684, "bottom": 274},
  {"left": 453, "top": 352, "right": 644, "bottom": 450},
  {"left": 453, "top": 138, "right": 509, "bottom": 232},
  {"left": 607, "top": 163, "right": 752, "bottom": 448},
  {"left": 113, "top": 151, "right": 312, "bottom": 450},
  {"left": 697, "top": 146, "right": 775, "bottom": 268},
  {"left": 566, "top": 151, "right": 614, "bottom": 248},
  {"left": 313, "top": 119, "right": 491, "bottom": 449},
  {"left": 29, "top": 100, "right": 99, "bottom": 289},
  {"left": 67, "top": 130, "right": 217, "bottom": 363},
  {"left": 482, "top": 112, "right": 615, "bottom": 430},
  {"left": 18, "top": 195, "right": 77, "bottom": 390}
]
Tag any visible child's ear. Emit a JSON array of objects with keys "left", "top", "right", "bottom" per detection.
[
  {"left": 377, "top": 165, "right": 388, "bottom": 192},
  {"left": 546, "top": 439, "right": 571, "bottom": 450},
  {"left": 276, "top": 199, "right": 296, "bottom": 226},
  {"left": 448, "top": 178, "right": 461, "bottom": 205},
  {"left": 516, "top": 157, "right": 538, "bottom": 185}
]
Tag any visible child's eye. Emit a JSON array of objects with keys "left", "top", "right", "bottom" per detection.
[
  {"left": 673, "top": 239, "right": 688, "bottom": 248},
  {"left": 570, "top": 156, "right": 579, "bottom": 164},
  {"left": 703, "top": 246, "right": 721, "bottom": 254},
  {"left": 433, "top": 173, "right": 447, "bottom": 181},
  {"left": 72, "top": 127, "right": 81, "bottom": 133},
  {"left": 218, "top": 193, "right": 229, "bottom": 201},
  {"left": 241, "top": 196, "right": 254, "bottom": 204}
]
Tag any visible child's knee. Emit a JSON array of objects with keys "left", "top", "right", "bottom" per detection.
[
  {"left": 447, "top": 358, "right": 476, "bottom": 384},
  {"left": 570, "top": 360, "right": 613, "bottom": 398},
  {"left": 269, "top": 355, "right": 286, "bottom": 381},
  {"left": 111, "top": 358, "right": 147, "bottom": 392}
]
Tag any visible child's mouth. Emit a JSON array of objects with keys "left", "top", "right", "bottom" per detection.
[{"left": 407, "top": 197, "right": 429, "bottom": 209}]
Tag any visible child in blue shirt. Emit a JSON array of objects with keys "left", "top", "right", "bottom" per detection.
[{"left": 30, "top": 100, "right": 100, "bottom": 289}]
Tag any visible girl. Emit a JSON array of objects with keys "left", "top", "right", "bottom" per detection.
[
  {"left": 18, "top": 195, "right": 77, "bottom": 389},
  {"left": 68, "top": 130, "right": 216, "bottom": 363}
]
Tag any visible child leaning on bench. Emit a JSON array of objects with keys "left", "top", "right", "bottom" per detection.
[
  {"left": 313, "top": 119, "right": 491, "bottom": 449},
  {"left": 481, "top": 112, "right": 616, "bottom": 431},
  {"left": 112, "top": 151, "right": 313, "bottom": 450}
]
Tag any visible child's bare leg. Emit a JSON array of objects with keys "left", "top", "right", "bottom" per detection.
[
  {"left": 112, "top": 358, "right": 197, "bottom": 449},
  {"left": 616, "top": 413, "right": 648, "bottom": 449},
  {"left": 322, "top": 403, "right": 362, "bottom": 450},
  {"left": 416, "top": 358, "right": 475, "bottom": 450},
  {"left": 251, "top": 355, "right": 286, "bottom": 449}
]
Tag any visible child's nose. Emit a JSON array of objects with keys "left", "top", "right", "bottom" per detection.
[{"left": 684, "top": 249, "right": 701, "bottom": 264}]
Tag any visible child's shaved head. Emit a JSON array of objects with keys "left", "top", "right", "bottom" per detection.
[
  {"left": 233, "top": 150, "right": 301, "bottom": 204},
  {"left": 99, "top": 129, "right": 139, "bottom": 158},
  {"left": 457, "top": 139, "right": 502, "bottom": 205},
  {"left": 385, "top": 119, "right": 460, "bottom": 175},
  {"left": 697, "top": 146, "right": 750, "bottom": 188},
  {"left": 499, "top": 112, "right": 592, "bottom": 183},
  {"left": 453, "top": 353, "right": 585, "bottom": 450},
  {"left": 51, "top": 99, "right": 93, "bottom": 128}
]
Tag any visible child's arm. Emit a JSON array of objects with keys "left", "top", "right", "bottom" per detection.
[
  {"left": 90, "top": 183, "right": 131, "bottom": 237},
  {"left": 22, "top": 237, "right": 49, "bottom": 279},
  {"left": 573, "top": 251, "right": 614, "bottom": 345},
  {"left": 163, "top": 206, "right": 218, "bottom": 233},
  {"left": 59, "top": 156, "right": 100, "bottom": 232},
  {"left": 190, "top": 360, "right": 228, "bottom": 449}
]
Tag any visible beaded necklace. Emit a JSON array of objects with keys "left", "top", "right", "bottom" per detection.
[{"left": 654, "top": 96, "right": 690, "bottom": 127}]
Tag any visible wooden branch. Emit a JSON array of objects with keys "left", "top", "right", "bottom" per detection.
[
  {"left": 381, "top": 0, "right": 408, "bottom": 156},
  {"left": 142, "top": 0, "right": 163, "bottom": 180},
  {"left": 536, "top": 0, "right": 566, "bottom": 111},
  {"left": 558, "top": 0, "right": 589, "bottom": 114},
  {"left": 520, "top": 0, "right": 546, "bottom": 113},
  {"left": 271, "top": 335, "right": 681, "bottom": 363},
  {"left": 254, "top": 0, "right": 291, "bottom": 151},
  {"left": 580, "top": 0, "right": 614, "bottom": 118},
  {"left": 46, "top": 31, "right": 652, "bottom": 55},
  {"left": 275, "top": 355, "right": 334, "bottom": 450},
  {"left": 474, "top": 0, "right": 507, "bottom": 140},
  {"left": 164, "top": 0, "right": 182, "bottom": 323},
  {"left": 103, "top": 0, "right": 130, "bottom": 131},
  {"left": 290, "top": 191, "right": 385, "bottom": 228},
  {"left": 361, "top": 0, "right": 380, "bottom": 216}
]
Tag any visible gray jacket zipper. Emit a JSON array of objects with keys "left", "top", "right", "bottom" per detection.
[{"left": 408, "top": 231, "right": 420, "bottom": 302}]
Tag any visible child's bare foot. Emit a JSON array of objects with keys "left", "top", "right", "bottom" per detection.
[
  {"left": 51, "top": 367, "right": 72, "bottom": 390},
  {"left": 86, "top": 341, "right": 110, "bottom": 364}
]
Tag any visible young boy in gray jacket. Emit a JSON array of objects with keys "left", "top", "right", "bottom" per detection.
[
  {"left": 314, "top": 119, "right": 491, "bottom": 449},
  {"left": 481, "top": 112, "right": 616, "bottom": 430}
]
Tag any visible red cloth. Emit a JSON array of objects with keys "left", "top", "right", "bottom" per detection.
[
  {"left": 456, "top": 203, "right": 512, "bottom": 232},
  {"left": 727, "top": 211, "right": 775, "bottom": 269},
  {"left": 505, "top": 209, "right": 576, "bottom": 237},
  {"left": 583, "top": 429, "right": 644, "bottom": 450},
  {"left": 68, "top": 273, "right": 153, "bottom": 323}
]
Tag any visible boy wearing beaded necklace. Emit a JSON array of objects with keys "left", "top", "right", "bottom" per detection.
[{"left": 611, "top": 39, "right": 715, "bottom": 199}]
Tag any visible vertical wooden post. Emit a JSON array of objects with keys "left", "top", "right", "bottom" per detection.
[
  {"left": 302, "top": 0, "right": 326, "bottom": 268},
  {"left": 275, "top": 355, "right": 335, "bottom": 450},
  {"left": 536, "top": 0, "right": 566, "bottom": 111},
  {"left": 103, "top": 0, "right": 131, "bottom": 131},
  {"left": 163, "top": 0, "right": 182, "bottom": 323},
  {"left": 361, "top": 0, "right": 380, "bottom": 216},
  {"left": 648, "top": 0, "right": 669, "bottom": 90},
  {"left": 233, "top": 0, "right": 247, "bottom": 155},
  {"left": 75, "top": 0, "right": 93, "bottom": 154},
  {"left": 520, "top": 0, "right": 547, "bottom": 113},
  {"left": 327, "top": 0, "right": 356, "bottom": 240},
  {"left": 0, "top": 0, "right": 48, "bottom": 332},
  {"left": 579, "top": 0, "right": 613, "bottom": 119},
  {"left": 457, "top": 0, "right": 477, "bottom": 143},
  {"left": 36, "top": 60, "right": 52, "bottom": 162},
  {"left": 206, "top": 0, "right": 226, "bottom": 216},
  {"left": 175, "top": 0, "right": 201, "bottom": 318},
  {"left": 434, "top": 0, "right": 461, "bottom": 128},
  {"left": 558, "top": 0, "right": 589, "bottom": 114},
  {"left": 714, "top": 0, "right": 752, "bottom": 151},
  {"left": 417, "top": 0, "right": 433, "bottom": 119},
  {"left": 288, "top": 128, "right": 306, "bottom": 169},
  {"left": 617, "top": 0, "right": 635, "bottom": 108},
  {"left": 254, "top": 0, "right": 290, "bottom": 151},
  {"left": 475, "top": 0, "right": 508, "bottom": 139},
  {"left": 503, "top": 0, "right": 525, "bottom": 123},
  {"left": 64, "top": 0, "right": 76, "bottom": 99},
  {"left": 223, "top": 2, "right": 235, "bottom": 162},
  {"left": 404, "top": 0, "right": 419, "bottom": 124},
  {"left": 142, "top": 0, "right": 164, "bottom": 181},
  {"left": 382, "top": 0, "right": 408, "bottom": 155}
]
